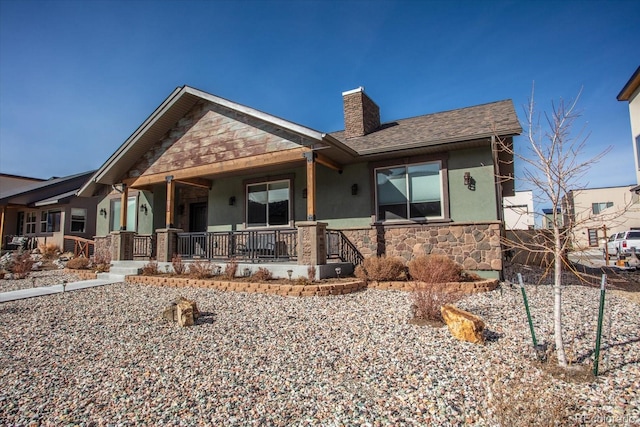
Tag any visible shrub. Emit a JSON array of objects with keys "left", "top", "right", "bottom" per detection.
[
  {"left": 410, "top": 284, "right": 461, "bottom": 322},
  {"left": 189, "top": 260, "right": 215, "bottom": 279},
  {"left": 295, "top": 277, "right": 311, "bottom": 286},
  {"left": 408, "top": 254, "right": 463, "bottom": 283},
  {"left": 142, "top": 260, "right": 160, "bottom": 275},
  {"left": 356, "top": 255, "right": 406, "bottom": 281},
  {"left": 39, "top": 243, "right": 61, "bottom": 259},
  {"left": 66, "top": 256, "right": 91, "bottom": 270},
  {"left": 10, "top": 251, "right": 34, "bottom": 279},
  {"left": 307, "top": 265, "right": 316, "bottom": 282},
  {"left": 223, "top": 258, "right": 238, "bottom": 280},
  {"left": 251, "top": 267, "right": 273, "bottom": 281},
  {"left": 171, "top": 254, "right": 186, "bottom": 275}
]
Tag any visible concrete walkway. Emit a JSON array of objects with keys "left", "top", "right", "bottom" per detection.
[{"left": 0, "top": 274, "right": 127, "bottom": 303}]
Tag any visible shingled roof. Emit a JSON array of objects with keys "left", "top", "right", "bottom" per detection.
[{"left": 331, "top": 99, "right": 522, "bottom": 156}]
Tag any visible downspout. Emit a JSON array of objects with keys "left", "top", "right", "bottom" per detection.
[{"left": 491, "top": 135, "right": 506, "bottom": 280}]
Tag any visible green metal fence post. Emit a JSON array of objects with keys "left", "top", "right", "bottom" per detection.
[
  {"left": 593, "top": 274, "right": 607, "bottom": 376},
  {"left": 518, "top": 273, "right": 538, "bottom": 348}
]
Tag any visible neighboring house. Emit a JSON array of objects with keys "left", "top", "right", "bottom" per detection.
[
  {"left": 542, "top": 208, "right": 562, "bottom": 230},
  {"left": 0, "top": 173, "right": 45, "bottom": 193},
  {"left": 78, "top": 85, "right": 521, "bottom": 278},
  {"left": 0, "top": 171, "right": 98, "bottom": 252},
  {"left": 503, "top": 190, "right": 534, "bottom": 230},
  {"left": 617, "top": 66, "right": 640, "bottom": 188},
  {"left": 562, "top": 185, "right": 640, "bottom": 249}
]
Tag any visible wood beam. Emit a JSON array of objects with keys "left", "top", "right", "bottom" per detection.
[
  {"left": 125, "top": 147, "right": 309, "bottom": 188},
  {"left": 174, "top": 177, "right": 212, "bottom": 189},
  {"left": 315, "top": 153, "right": 342, "bottom": 171},
  {"left": 119, "top": 184, "right": 128, "bottom": 230},
  {"left": 304, "top": 152, "right": 316, "bottom": 221},
  {"left": 0, "top": 207, "right": 5, "bottom": 249},
  {"left": 166, "top": 176, "right": 175, "bottom": 228}
]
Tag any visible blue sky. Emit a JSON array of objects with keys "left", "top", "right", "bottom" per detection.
[{"left": 1, "top": 0, "right": 639, "bottom": 197}]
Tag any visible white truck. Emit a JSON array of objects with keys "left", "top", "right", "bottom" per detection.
[{"left": 604, "top": 230, "right": 640, "bottom": 259}]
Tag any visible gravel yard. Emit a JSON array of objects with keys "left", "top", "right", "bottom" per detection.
[{"left": 0, "top": 271, "right": 638, "bottom": 426}]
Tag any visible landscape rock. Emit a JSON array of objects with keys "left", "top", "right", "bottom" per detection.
[
  {"left": 441, "top": 304, "right": 485, "bottom": 344},
  {"left": 162, "top": 297, "right": 200, "bottom": 327}
]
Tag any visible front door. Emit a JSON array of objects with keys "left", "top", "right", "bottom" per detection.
[{"left": 189, "top": 202, "right": 207, "bottom": 232}]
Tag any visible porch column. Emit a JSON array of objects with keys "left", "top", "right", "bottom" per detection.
[
  {"left": 156, "top": 228, "right": 182, "bottom": 262},
  {"left": 304, "top": 152, "right": 316, "bottom": 221},
  {"left": 110, "top": 230, "right": 135, "bottom": 261},
  {"left": 0, "top": 207, "right": 5, "bottom": 250},
  {"left": 119, "top": 184, "right": 128, "bottom": 230},
  {"left": 166, "top": 175, "right": 175, "bottom": 228},
  {"left": 296, "top": 221, "right": 327, "bottom": 265}
]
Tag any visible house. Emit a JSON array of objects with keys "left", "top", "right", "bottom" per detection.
[
  {"left": 0, "top": 171, "right": 99, "bottom": 253},
  {"left": 503, "top": 190, "right": 534, "bottom": 230},
  {"left": 562, "top": 185, "right": 640, "bottom": 250},
  {"left": 0, "top": 172, "right": 45, "bottom": 193},
  {"left": 78, "top": 85, "right": 521, "bottom": 279},
  {"left": 617, "top": 66, "right": 640, "bottom": 188}
]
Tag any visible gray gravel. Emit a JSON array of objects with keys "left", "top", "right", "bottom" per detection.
[{"left": 0, "top": 273, "right": 638, "bottom": 426}]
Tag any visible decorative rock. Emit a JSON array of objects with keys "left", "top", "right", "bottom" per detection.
[
  {"left": 162, "top": 297, "right": 200, "bottom": 326},
  {"left": 441, "top": 304, "right": 485, "bottom": 344}
]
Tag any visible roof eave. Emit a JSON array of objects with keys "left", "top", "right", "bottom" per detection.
[{"left": 617, "top": 66, "right": 640, "bottom": 101}]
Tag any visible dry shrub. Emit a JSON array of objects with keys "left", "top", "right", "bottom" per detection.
[
  {"left": 356, "top": 255, "right": 406, "bottom": 281},
  {"left": 223, "top": 258, "right": 238, "bottom": 280},
  {"left": 408, "top": 254, "right": 463, "bottom": 283},
  {"left": 10, "top": 251, "right": 34, "bottom": 279},
  {"left": 142, "top": 260, "right": 160, "bottom": 275},
  {"left": 295, "top": 277, "right": 311, "bottom": 286},
  {"left": 39, "top": 243, "right": 61, "bottom": 259},
  {"left": 171, "top": 254, "right": 186, "bottom": 275},
  {"left": 485, "top": 365, "right": 578, "bottom": 426},
  {"left": 251, "top": 267, "right": 273, "bottom": 281},
  {"left": 66, "top": 256, "right": 91, "bottom": 270},
  {"left": 188, "top": 260, "right": 215, "bottom": 279},
  {"left": 307, "top": 265, "right": 316, "bottom": 282},
  {"left": 93, "top": 253, "right": 110, "bottom": 273},
  {"left": 410, "top": 284, "right": 461, "bottom": 322}
]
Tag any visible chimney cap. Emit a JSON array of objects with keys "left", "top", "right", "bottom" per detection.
[{"left": 342, "top": 87, "right": 365, "bottom": 96}]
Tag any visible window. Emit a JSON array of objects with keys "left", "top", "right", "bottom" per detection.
[
  {"left": 110, "top": 197, "right": 137, "bottom": 232},
  {"left": 588, "top": 229, "right": 600, "bottom": 247},
  {"left": 70, "top": 208, "right": 87, "bottom": 233},
  {"left": 25, "top": 212, "right": 37, "bottom": 234},
  {"left": 376, "top": 162, "right": 443, "bottom": 221},
  {"left": 40, "top": 210, "right": 61, "bottom": 233},
  {"left": 246, "top": 180, "right": 290, "bottom": 227},
  {"left": 592, "top": 202, "right": 613, "bottom": 215}
]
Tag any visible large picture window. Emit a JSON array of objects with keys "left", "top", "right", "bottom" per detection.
[
  {"left": 40, "top": 210, "right": 61, "bottom": 233},
  {"left": 376, "top": 162, "right": 443, "bottom": 221},
  {"left": 246, "top": 180, "right": 290, "bottom": 227},
  {"left": 110, "top": 197, "right": 137, "bottom": 232}
]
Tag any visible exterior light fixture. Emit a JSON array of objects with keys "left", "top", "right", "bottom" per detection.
[
  {"left": 287, "top": 269, "right": 293, "bottom": 280},
  {"left": 335, "top": 267, "right": 342, "bottom": 278},
  {"left": 99, "top": 208, "right": 107, "bottom": 217},
  {"left": 351, "top": 183, "right": 358, "bottom": 195},
  {"left": 464, "top": 172, "right": 471, "bottom": 186},
  {"left": 139, "top": 204, "right": 148, "bottom": 214},
  {"left": 229, "top": 196, "right": 236, "bottom": 206}
]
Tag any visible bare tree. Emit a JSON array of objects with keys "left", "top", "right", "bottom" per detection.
[{"left": 496, "top": 85, "right": 611, "bottom": 368}]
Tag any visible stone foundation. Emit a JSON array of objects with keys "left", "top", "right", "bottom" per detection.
[{"left": 340, "top": 222, "right": 502, "bottom": 272}]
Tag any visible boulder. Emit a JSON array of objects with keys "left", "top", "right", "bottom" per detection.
[
  {"left": 441, "top": 304, "right": 485, "bottom": 344},
  {"left": 162, "top": 297, "right": 200, "bottom": 327}
]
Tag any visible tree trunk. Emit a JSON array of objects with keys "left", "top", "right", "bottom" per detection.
[{"left": 554, "top": 226, "right": 568, "bottom": 367}]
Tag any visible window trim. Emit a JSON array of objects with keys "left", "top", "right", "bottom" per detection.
[
  {"left": 369, "top": 154, "right": 450, "bottom": 223},
  {"left": 25, "top": 211, "right": 37, "bottom": 235},
  {"left": 70, "top": 208, "right": 87, "bottom": 233},
  {"left": 243, "top": 174, "right": 294, "bottom": 228}
]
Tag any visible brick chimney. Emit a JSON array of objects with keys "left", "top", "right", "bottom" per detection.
[{"left": 342, "top": 87, "right": 380, "bottom": 138}]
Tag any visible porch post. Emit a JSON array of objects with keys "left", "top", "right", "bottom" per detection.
[
  {"left": 110, "top": 230, "right": 135, "bottom": 261},
  {"left": 296, "top": 221, "right": 327, "bottom": 265},
  {"left": 166, "top": 175, "right": 175, "bottom": 228},
  {"left": 119, "top": 184, "right": 128, "bottom": 230},
  {"left": 156, "top": 228, "right": 182, "bottom": 262},
  {"left": 304, "top": 152, "right": 316, "bottom": 221},
  {"left": 0, "top": 207, "right": 5, "bottom": 250}
]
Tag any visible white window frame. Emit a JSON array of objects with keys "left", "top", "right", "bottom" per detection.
[{"left": 25, "top": 211, "right": 37, "bottom": 234}]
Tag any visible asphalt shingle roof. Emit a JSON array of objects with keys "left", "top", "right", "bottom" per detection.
[{"left": 330, "top": 99, "right": 522, "bottom": 155}]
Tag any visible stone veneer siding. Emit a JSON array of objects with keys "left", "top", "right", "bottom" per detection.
[
  {"left": 340, "top": 222, "right": 503, "bottom": 271},
  {"left": 343, "top": 90, "right": 380, "bottom": 138},
  {"left": 94, "top": 236, "right": 112, "bottom": 263}
]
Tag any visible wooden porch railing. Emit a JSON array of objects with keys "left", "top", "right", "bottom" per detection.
[{"left": 63, "top": 235, "right": 95, "bottom": 258}]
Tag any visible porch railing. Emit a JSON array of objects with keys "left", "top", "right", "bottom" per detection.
[
  {"left": 326, "top": 230, "right": 364, "bottom": 266},
  {"left": 176, "top": 230, "right": 298, "bottom": 262},
  {"left": 133, "top": 234, "right": 155, "bottom": 258},
  {"left": 63, "top": 235, "right": 95, "bottom": 258}
]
